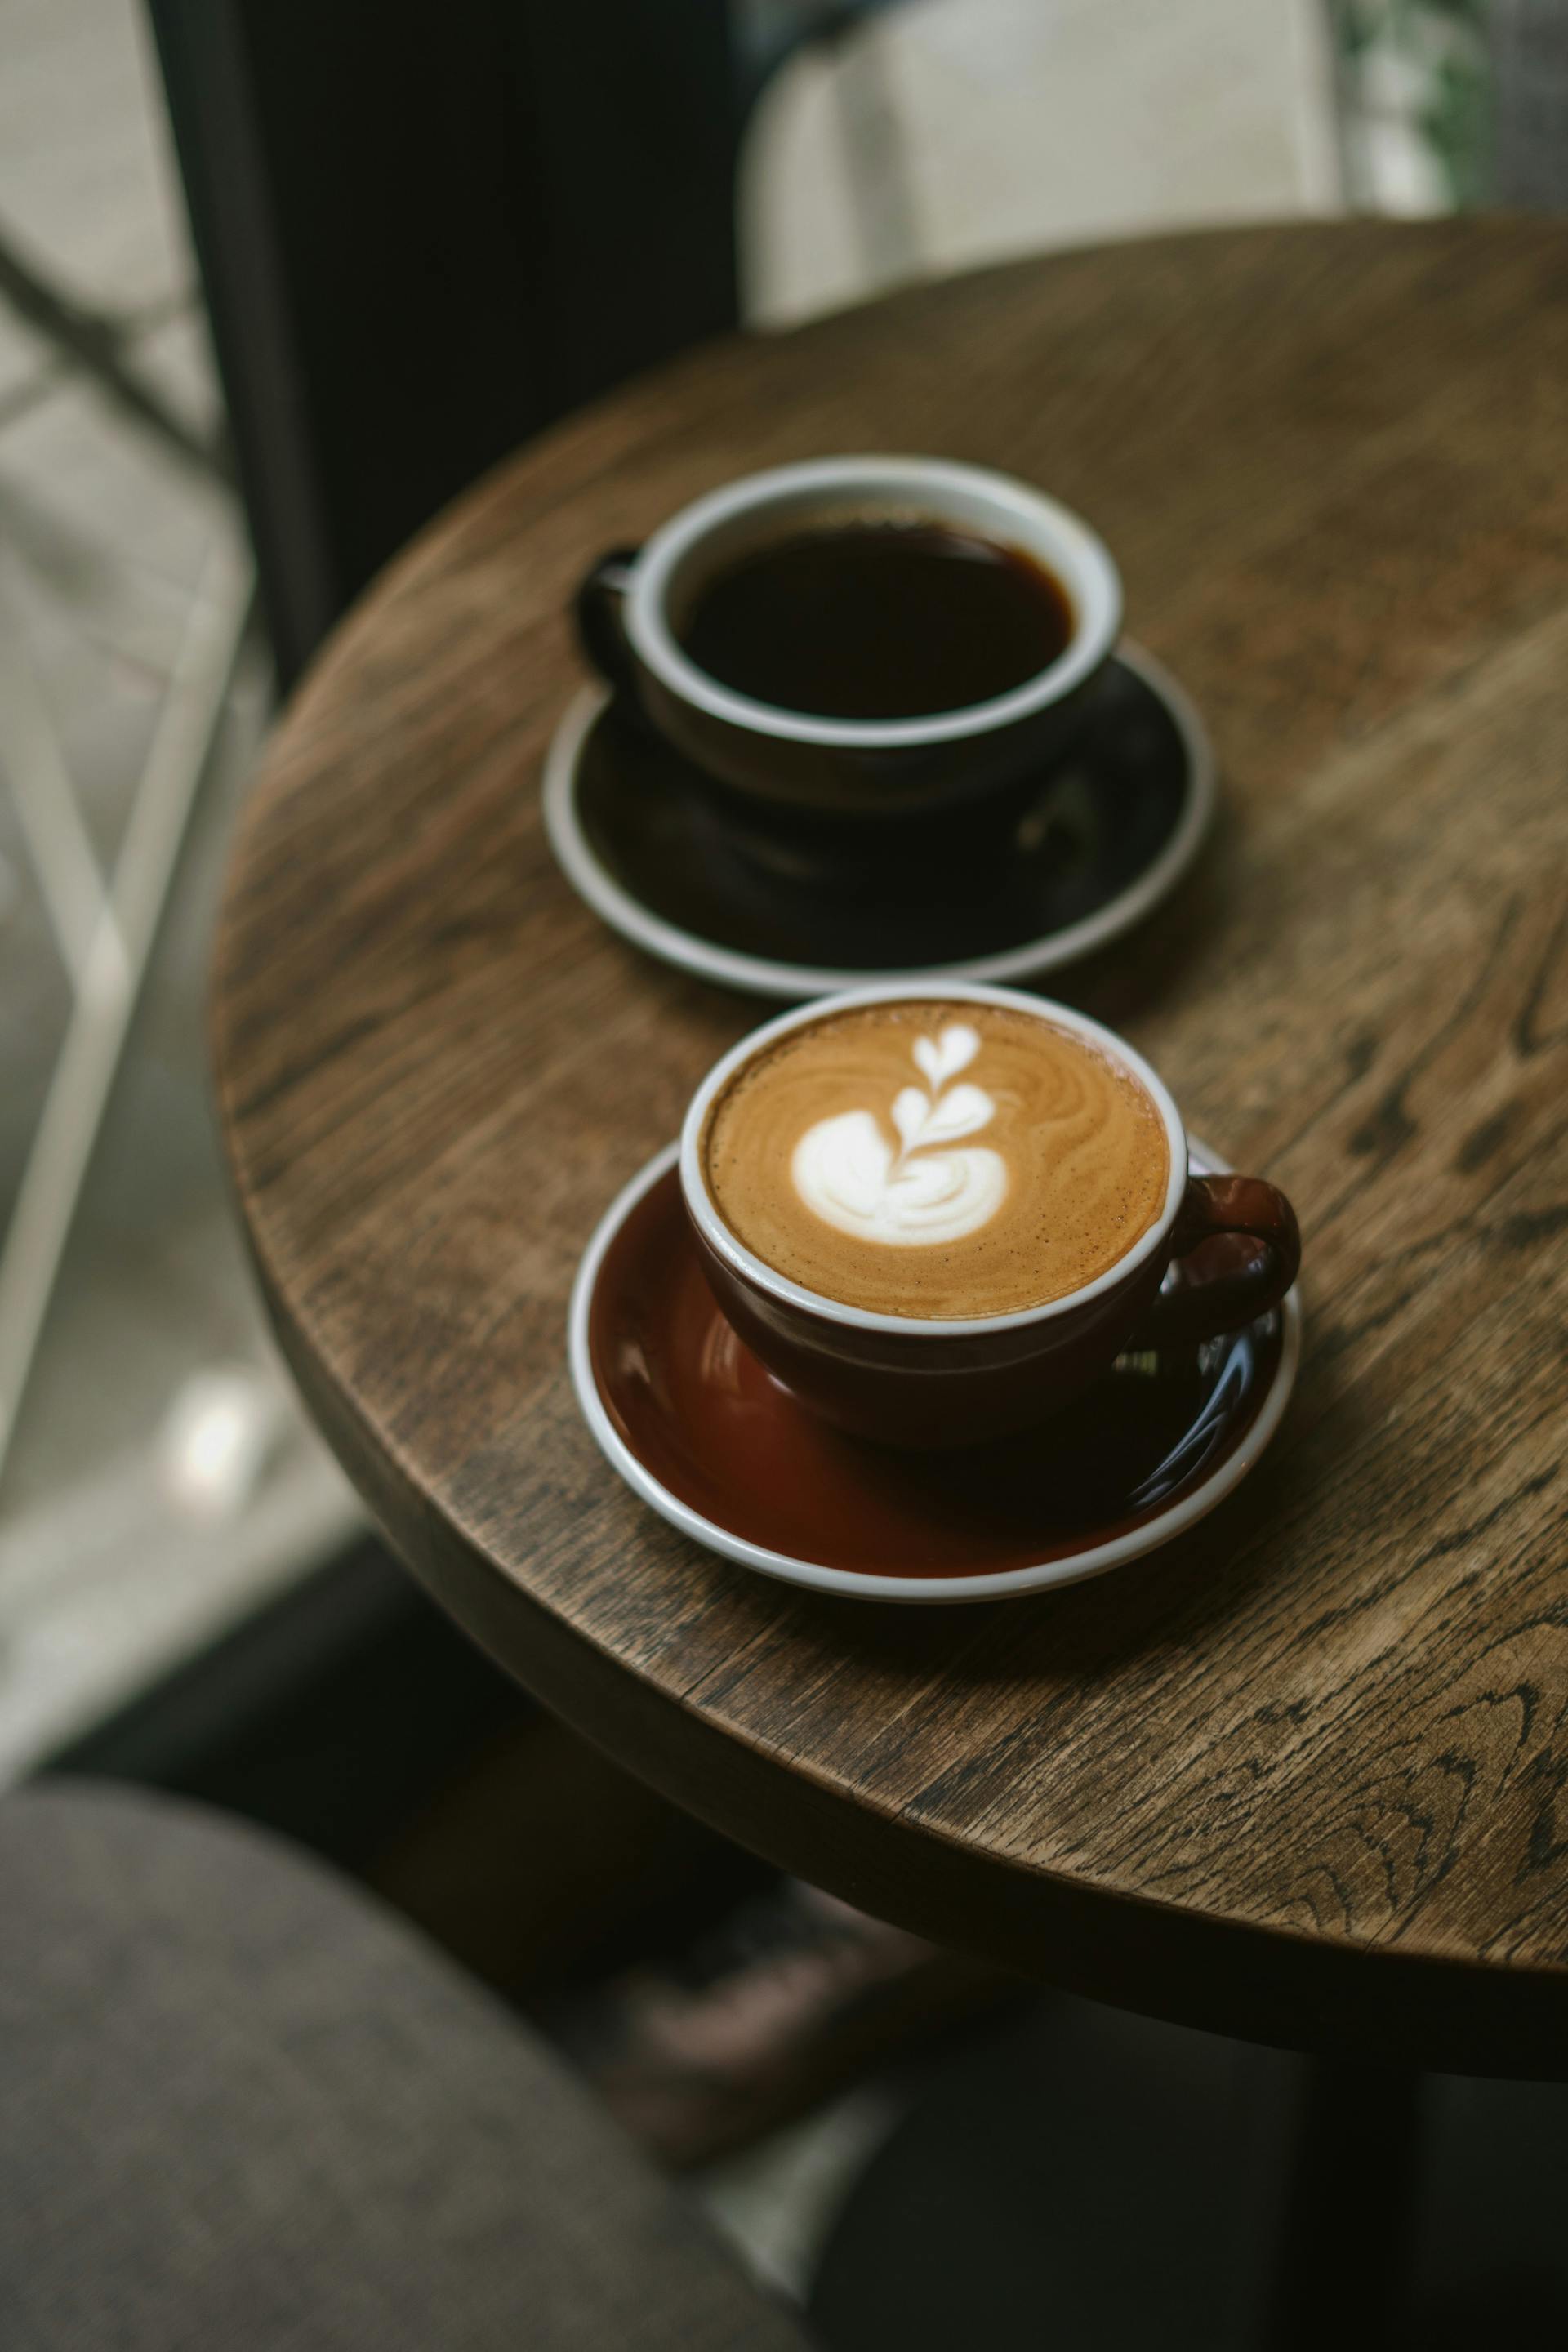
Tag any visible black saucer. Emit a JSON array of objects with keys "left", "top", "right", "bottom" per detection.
[{"left": 543, "top": 643, "right": 1214, "bottom": 999}]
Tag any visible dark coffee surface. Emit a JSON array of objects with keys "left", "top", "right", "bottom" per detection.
[{"left": 678, "top": 522, "right": 1073, "bottom": 719}]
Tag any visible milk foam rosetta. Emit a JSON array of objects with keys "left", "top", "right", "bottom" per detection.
[
  {"left": 702, "top": 1001, "right": 1172, "bottom": 1320},
  {"left": 791, "top": 1022, "right": 1007, "bottom": 1247}
]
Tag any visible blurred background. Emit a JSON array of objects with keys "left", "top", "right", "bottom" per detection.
[{"left": 0, "top": 0, "right": 1544, "bottom": 2310}]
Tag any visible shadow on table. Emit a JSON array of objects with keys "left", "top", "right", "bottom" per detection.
[{"left": 764, "top": 1437, "right": 1307, "bottom": 1697}]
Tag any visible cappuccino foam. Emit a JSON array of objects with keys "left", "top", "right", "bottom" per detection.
[{"left": 702, "top": 1001, "right": 1170, "bottom": 1319}]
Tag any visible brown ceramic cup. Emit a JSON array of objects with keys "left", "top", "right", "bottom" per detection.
[
  {"left": 679, "top": 984, "right": 1300, "bottom": 1448},
  {"left": 576, "top": 457, "right": 1122, "bottom": 826}
]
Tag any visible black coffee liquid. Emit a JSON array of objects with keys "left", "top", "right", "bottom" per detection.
[{"left": 678, "top": 522, "right": 1074, "bottom": 720}]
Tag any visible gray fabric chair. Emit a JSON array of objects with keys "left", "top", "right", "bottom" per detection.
[{"left": 0, "top": 1782, "right": 815, "bottom": 2352}]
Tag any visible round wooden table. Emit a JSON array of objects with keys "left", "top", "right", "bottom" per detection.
[{"left": 215, "top": 221, "right": 1568, "bottom": 2078}]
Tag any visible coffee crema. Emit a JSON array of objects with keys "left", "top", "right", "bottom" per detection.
[{"left": 702, "top": 1001, "right": 1171, "bottom": 1320}]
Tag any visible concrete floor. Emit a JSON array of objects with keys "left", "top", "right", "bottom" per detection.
[
  {"left": 743, "top": 0, "right": 1342, "bottom": 323},
  {"left": 0, "top": 6, "right": 1346, "bottom": 1765},
  {"left": 0, "top": 1, "right": 359, "bottom": 1775}
]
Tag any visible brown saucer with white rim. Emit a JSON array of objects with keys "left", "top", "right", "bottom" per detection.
[{"left": 569, "top": 1141, "right": 1300, "bottom": 1605}]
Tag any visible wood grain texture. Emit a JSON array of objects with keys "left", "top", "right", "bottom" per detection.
[{"left": 214, "top": 223, "right": 1568, "bottom": 2074}]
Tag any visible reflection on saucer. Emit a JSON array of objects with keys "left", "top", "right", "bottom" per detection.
[
  {"left": 569, "top": 1143, "right": 1300, "bottom": 1605},
  {"left": 544, "top": 644, "right": 1215, "bottom": 1000}
]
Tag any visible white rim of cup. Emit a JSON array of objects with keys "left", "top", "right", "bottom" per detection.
[
  {"left": 568, "top": 1138, "right": 1303, "bottom": 1605},
  {"left": 626, "top": 456, "right": 1124, "bottom": 750},
  {"left": 678, "top": 982, "right": 1190, "bottom": 1342}
]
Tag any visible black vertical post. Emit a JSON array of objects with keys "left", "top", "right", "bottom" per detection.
[
  {"left": 1265, "top": 2060, "right": 1426, "bottom": 2347},
  {"left": 145, "top": 0, "right": 743, "bottom": 688}
]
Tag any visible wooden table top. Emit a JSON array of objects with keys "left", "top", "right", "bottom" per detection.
[{"left": 214, "top": 221, "right": 1568, "bottom": 2075}]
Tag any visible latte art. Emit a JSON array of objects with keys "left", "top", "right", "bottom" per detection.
[
  {"left": 791, "top": 1025, "right": 1009, "bottom": 1246},
  {"left": 702, "top": 1000, "right": 1173, "bottom": 1321}
]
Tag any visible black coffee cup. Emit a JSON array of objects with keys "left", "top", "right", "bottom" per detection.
[{"left": 576, "top": 457, "right": 1122, "bottom": 851}]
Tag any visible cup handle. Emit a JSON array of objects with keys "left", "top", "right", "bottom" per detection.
[
  {"left": 575, "top": 546, "right": 642, "bottom": 697},
  {"left": 1132, "top": 1174, "right": 1301, "bottom": 1348}
]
